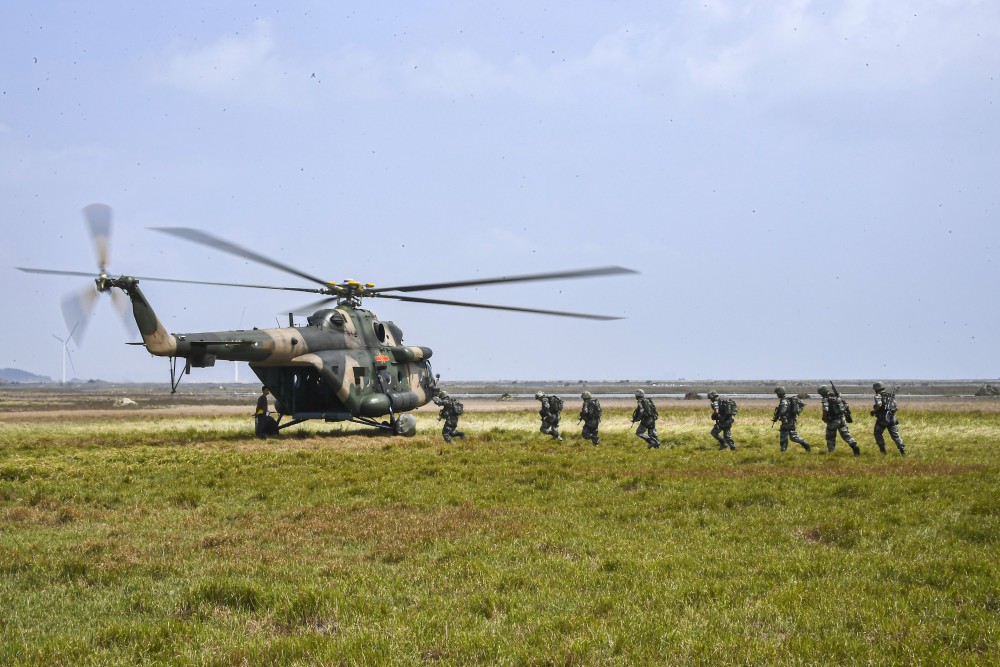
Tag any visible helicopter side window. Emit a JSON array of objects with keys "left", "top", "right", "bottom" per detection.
[
  {"left": 353, "top": 367, "right": 368, "bottom": 389},
  {"left": 373, "top": 321, "right": 386, "bottom": 343}
]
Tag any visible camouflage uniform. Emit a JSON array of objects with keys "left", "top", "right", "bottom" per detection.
[
  {"left": 819, "top": 385, "right": 859, "bottom": 456},
  {"left": 254, "top": 386, "right": 278, "bottom": 438},
  {"left": 708, "top": 391, "right": 736, "bottom": 450},
  {"left": 536, "top": 391, "right": 563, "bottom": 441},
  {"left": 579, "top": 391, "right": 601, "bottom": 445},
  {"left": 434, "top": 392, "right": 465, "bottom": 442},
  {"left": 632, "top": 390, "right": 661, "bottom": 448},
  {"left": 871, "top": 382, "right": 906, "bottom": 455},
  {"left": 772, "top": 387, "right": 811, "bottom": 452}
]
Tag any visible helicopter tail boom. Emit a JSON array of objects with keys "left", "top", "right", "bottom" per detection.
[{"left": 111, "top": 276, "right": 178, "bottom": 356}]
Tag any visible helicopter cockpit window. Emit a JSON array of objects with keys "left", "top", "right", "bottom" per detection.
[
  {"left": 307, "top": 309, "right": 345, "bottom": 329},
  {"left": 373, "top": 321, "right": 386, "bottom": 343}
]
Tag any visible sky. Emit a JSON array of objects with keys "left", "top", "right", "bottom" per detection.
[{"left": 1, "top": 1, "right": 998, "bottom": 384}]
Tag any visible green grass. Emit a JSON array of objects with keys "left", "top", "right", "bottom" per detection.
[{"left": 0, "top": 403, "right": 997, "bottom": 665}]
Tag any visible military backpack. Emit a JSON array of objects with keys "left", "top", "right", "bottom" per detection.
[
  {"left": 788, "top": 396, "right": 805, "bottom": 417},
  {"left": 548, "top": 395, "right": 564, "bottom": 412},
  {"left": 718, "top": 397, "right": 738, "bottom": 419},
  {"left": 452, "top": 399, "right": 464, "bottom": 416}
]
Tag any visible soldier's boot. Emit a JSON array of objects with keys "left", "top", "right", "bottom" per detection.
[
  {"left": 443, "top": 434, "right": 451, "bottom": 443},
  {"left": 593, "top": 437, "right": 599, "bottom": 446},
  {"left": 457, "top": 431, "right": 465, "bottom": 441},
  {"left": 897, "top": 442, "right": 907, "bottom": 456},
  {"left": 780, "top": 445, "right": 787, "bottom": 452},
  {"left": 552, "top": 428, "right": 562, "bottom": 442},
  {"left": 850, "top": 441, "right": 860, "bottom": 456},
  {"left": 727, "top": 439, "right": 736, "bottom": 451},
  {"left": 801, "top": 442, "right": 811, "bottom": 453},
  {"left": 540, "top": 425, "right": 550, "bottom": 435}
]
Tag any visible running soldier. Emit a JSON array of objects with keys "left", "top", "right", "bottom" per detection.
[
  {"left": 871, "top": 382, "right": 907, "bottom": 456},
  {"left": 434, "top": 391, "right": 465, "bottom": 442},
  {"left": 707, "top": 391, "right": 737, "bottom": 450},
  {"left": 535, "top": 391, "right": 564, "bottom": 441},
  {"left": 771, "top": 386, "right": 811, "bottom": 452},
  {"left": 818, "top": 384, "right": 859, "bottom": 456},
  {"left": 578, "top": 391, "right": 602, "bottom": 445},
  {"left": 632, "top": 389, "right": 661, "bottom": 448}
]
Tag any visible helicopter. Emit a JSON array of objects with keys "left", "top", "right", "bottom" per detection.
[{"left": 18, "top": 204, "right": 637, "bottom": 436}]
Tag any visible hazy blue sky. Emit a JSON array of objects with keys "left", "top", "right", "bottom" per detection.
[{"left": 2, "top": 1, "right": 998, "bottom": 384}]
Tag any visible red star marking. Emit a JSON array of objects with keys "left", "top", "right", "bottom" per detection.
[{"left": 374, "top": 354, "right": 390, "bottom": 363}]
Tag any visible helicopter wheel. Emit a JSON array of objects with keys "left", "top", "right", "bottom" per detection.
[{"left": 394, "top": 414, "right": 417, "bottom": 437}]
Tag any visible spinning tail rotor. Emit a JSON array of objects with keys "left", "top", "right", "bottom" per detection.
[{"left": 19, "top": 204, "right": 136, "bottom": 343}]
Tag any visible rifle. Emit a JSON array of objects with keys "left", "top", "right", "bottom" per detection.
[
  {"left": 830, "top": 381, "right": 853, "bottom": 423},
  {"left": 885, "top": 385, "right": 900, "bottom": 424}
]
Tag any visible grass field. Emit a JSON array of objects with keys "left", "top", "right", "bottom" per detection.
[{"left": 0, "top": 400, "right": 997, "bottom": 665}]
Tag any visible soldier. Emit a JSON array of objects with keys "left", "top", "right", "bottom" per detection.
[
  {"left": 707, "top": 391, "right": 737, "bottom": 450},
  {"left": 535, "top": 391, "right": 564, "bottom": 441},
  {"left": 434, "top": 391, "right": 465, "bottom": 442},
  {"left": 254, "top": 385, "right": 278, "bottom": 439},
  {"left": 579, "top": 391, "right": 602, "bottom": 445},
  {"left": 818, "top": 385, "right": 859, "bottom": 456},
  {"left": 771, "top": 386, "right": 811, "bottom": 453},
  {"left": 632, "top": 389, "right": 661, "bottom": 448},
  {"left": 871, "top": 382, "right": 907, "bottom": 456}
]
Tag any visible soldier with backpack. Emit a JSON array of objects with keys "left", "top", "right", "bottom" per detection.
[
  {"left": 579, "top": 391, "right": 602, "bottom": 445},
  {"left": 707, "top": 391, "right": 737, "bottom": 450},
  {"left": 535, "top": 391, "right": 564, "bottom": 441},
  {"left": 871, "top": 382, "right": 907, "bottom": 456},
  {"left": 632, "top": 389, "right": 662, "bottom": 448},
  {"left": 818, "top": 384, "right": 860, "bottom": 456},
  {"left": 434, "top": 391, "right": 465, "bottom": 442},
  {"left": 772, "top": 386, "right": 811, "bottom": 453}
]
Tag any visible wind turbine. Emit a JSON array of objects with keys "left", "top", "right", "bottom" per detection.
[{"left": 53, "top": 322, "right": 79, "bottom": 384}]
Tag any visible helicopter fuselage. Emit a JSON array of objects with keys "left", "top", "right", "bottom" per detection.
[{"left": 120, "top": 276, "right": 436, "bottom": 422}]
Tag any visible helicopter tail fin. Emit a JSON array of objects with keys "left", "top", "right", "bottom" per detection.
[{"left": 114, "top": 277, "right": 177, "bottom": 356}]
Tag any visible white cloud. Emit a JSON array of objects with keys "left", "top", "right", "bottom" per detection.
[
  {"left": 683, "top": 0, "right": 1000, "bottom": 95},
  {"left": 156, "top": 19, "right": 304, "bottom": 105}
]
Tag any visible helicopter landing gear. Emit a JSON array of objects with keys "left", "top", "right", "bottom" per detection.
[
  {"left": 168, "top": 356, "right": 190, "bottom": 394},
  {"left": 350, "top": 414, "right": 418, "bottom": 437}
]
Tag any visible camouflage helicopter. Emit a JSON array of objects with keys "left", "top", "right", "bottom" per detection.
[{"left": 19, "top": 204, "right": 636, "bottom": 436}]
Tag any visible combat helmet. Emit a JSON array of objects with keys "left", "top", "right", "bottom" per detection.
[
  {"left": 707, "top": 391, "right": 719, "bottom": 399},
  {"left": 634, "top": 389, "right": 645, "bottom": 399},
  {"left": 774, "top": 386, "right": 786, "bottom": 396},
  {"left": 581, "top": 391, "right": 592, "bottom": 400},
  {"left": 438, "top": 390, "right": 448, "bottom": 399},
  {"left": 535, "top": 391, "right": 545, "bottom": 400},
  {"left": 873, "top": 381, "right": 885, "bottom": 392},
  {"left": 817, "top": 385, "right": 830, "bottom": 396}
]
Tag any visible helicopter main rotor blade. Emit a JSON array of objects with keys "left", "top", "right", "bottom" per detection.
[
  {"left": 83, "top": 203, "right": 112, "bottom": 272},
  {"left": 151, "top": 227, "right": 333, "bottom": 288},
  {"left": 288, "top": 297, "right": 338, "bottom": 314},
  {"left": 18, "top": 267, "right": 98, "bottom": 278},
  {"left": 370, "top": 265, "right": 639, "bottom": 294},
  {"left": 375, "top": 293, "right": 623, "bottom": 320},
  {"left": 18, "top": 267, "right": 326, "bottom": 294}
]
